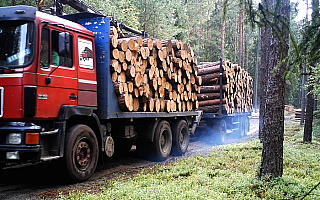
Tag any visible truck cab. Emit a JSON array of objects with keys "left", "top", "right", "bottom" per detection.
[{"left": 0, "top": 6, "right": 100, "bottom": 179}]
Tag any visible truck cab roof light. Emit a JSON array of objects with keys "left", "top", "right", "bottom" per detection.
[{"left": 15, "top": 10, "right": 26, "bottom": 14}]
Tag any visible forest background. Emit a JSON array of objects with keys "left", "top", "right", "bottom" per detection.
[{"left": 0, "top": 0, "right": 307, "bottom": 110}]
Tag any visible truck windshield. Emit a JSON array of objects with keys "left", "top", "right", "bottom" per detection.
[{"left": 0, "top": 21, "right": 35, "bottom": 68}]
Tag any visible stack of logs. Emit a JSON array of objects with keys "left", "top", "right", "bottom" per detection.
[
  {"left": 197, "top": 61, "right": 253, "bottom": 114},
  {"left": 110, "top": 27, "right": 201, "bottom": 112}
]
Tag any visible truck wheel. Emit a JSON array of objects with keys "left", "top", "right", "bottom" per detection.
[
  {"left": 171, "top": 120, "right": 189, "bottom": 156},
  {"left": 65, "top": 125, "right": 99, "bottom": 182},
  {"left": 151, "top": 120, "right": 172, "bottom": 161},
  {"left": 246, "top": 116, "right": 250, "bottom": 132},
  {"left": 215, "top": 119, "right": 227, "bottom": 145},
  {"left": 239, "top": 119, "right": 246, "bottom": 138}
]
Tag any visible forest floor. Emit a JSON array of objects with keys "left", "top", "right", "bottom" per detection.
[{"left": 4, "top": 112, "right": 314, "bottom": 199}]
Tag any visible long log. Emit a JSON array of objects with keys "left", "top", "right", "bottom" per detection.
[
  {"left": 153, "top": 39, "right": 162, "bottom": 50},
  {"left": 118, "top": 38, "right": 137, "bottom": 51},
  {"left": 197, "top": 93, "right": 221, "bottom": 101},
  {"left": 199, "top": 104, "right": 227, "bottom": 113},
  {"left": 161, "top": 40, "right": 173, "bottom": 52},
  {"left": 197, "top": 61, "right": 220, "bottom": 68},
  {"left": 112, "top": 49, "right": 119, "bottom": 59},
  {"left": 201, "top": 71, "right": 227, "bottom": 84},
  {"left": 110, "top": 35, "right": 118, "bottom": 49},
  {"left": 118, "top": 93, "right": 133, "bottom": 111},
  {"left": 171, "top": 40, "right": 181, "bottom": 50},
  {"left": 198, "top": 65, "right": 221, "bottom": 75},
  {"left": 143, "top": 38, "right": 153, "bottom": 50},
  {"left": 200, "top": 85, "right": 227, "bottom": 93},
  {"left": 198, "top": 98, "right": 226, "bottom": 107},
  {"left": 117, "top": 40, "right": 128, "bottom": 51}
]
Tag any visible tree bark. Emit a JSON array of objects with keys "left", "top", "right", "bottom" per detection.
[
  {"left": 303, "top": 0, "right": 319, "bottom": 142},
  {"left": 259, "top": 0, "right": 290, "bottom": 178},
  {"left": 304, "top": 86, "right": 314, "bottom": 142},
  {"left": 221, "top": 0, "right": 227, "bottom": 60}
]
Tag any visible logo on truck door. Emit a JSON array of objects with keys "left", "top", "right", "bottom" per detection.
[{"left": 78, "top": 38, "right": 93, "bottom": 69}]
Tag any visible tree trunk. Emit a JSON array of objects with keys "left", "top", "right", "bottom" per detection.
[
  {"left": 303, "top": 0, "right": 319, "bottom": 142},
  {"left": 259, "top": 0, "right": 290, "bottom": 178},
  {"left": 221, "top": 0, "right": 227, "bottom": 60},
  {"left": 304, "top": 86, "right": 314, "bottom": 142},
  {"left": 254, "top": 29, "right": 260, "bottom": 113},
  {"left": 239, "top": 0, "right": 245, "bottom": 67},
  {"left": 300, "top": 64, "right": 306, "bottom": 125}
]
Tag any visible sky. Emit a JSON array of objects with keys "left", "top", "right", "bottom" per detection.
[{"left": 293, "top": 0, "right": 309, "bottom": 21}]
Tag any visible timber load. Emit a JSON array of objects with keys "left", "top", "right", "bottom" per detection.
[
  {"left": 197, "top": 61, "right": 253, "bottom": 114},
  {"left": 110, "top": 27, "right": 200, "bottom": 112}
]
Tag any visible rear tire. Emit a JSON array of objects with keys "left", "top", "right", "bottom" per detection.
[
  {"left": 245, "top": 116, "right": 250, "bottom": 132},
  {"left": 171, "top": 120, "right": 189, "bottom": 155},
  {"left": 239, "top": 119, "right": 246, "bottom": 138},
  {"left": 151, "top": 120, "right": 172, "bottom": 161},
  {"left": 215, "top": 119, "right": 227, "bottom": 145},
  {"left": 65, "top": 125, "right": 99, "bottom": 182}
]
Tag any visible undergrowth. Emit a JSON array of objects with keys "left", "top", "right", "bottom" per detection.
[{"left": 59, "top": 120, "right": 320, "bottom": 200}]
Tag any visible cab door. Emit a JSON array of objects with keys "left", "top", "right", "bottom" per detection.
[
  {"left": 36, "top": 26, "right": 78, "bottom": 119},
  {"left": 77, "top": 36, "right": 97, "bottom": 107}
]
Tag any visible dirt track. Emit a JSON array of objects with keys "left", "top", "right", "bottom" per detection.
[{"left": 0, "top": 117, "right": 259, "bottom": 200}]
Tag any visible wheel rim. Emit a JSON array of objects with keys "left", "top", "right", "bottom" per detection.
[
  {"left": 160, "top": 130, "right": 170, "bottom": 154},
  {"left": 180, "top": 127, "right": 188, "bottom": 149},
  {"left": 241, "top": 122, "right": 246, "bottom": 137},
  {"left": 75, "top": 139, "right": 91, "bottom": 170},
  {"left": 220, "top": 121, "right": 227, "bottom": 143}
]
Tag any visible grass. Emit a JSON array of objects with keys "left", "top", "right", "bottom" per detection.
[{"left": 59, "top": 120, "right": 320, "bottom": 200}]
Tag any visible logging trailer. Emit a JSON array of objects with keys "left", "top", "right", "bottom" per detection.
[
  {"left": 0, "top": 0, "right": 202, "bottom": 182},
  {"left": 195, "top": 59, "right": 252, "bottom": 144}
]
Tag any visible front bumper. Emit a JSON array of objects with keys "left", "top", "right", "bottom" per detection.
[{"left": 0, "top": 122, "right": 42, "bottom": 164}]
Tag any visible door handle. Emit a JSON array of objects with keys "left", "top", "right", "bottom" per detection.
[{"left": 70, "top": 95, "right": 78, "bottom": 99}]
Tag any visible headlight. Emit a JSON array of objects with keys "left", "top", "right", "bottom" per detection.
[
  {"left": 7, "top": 133, "right": 22, "bottom": 144},
  {"left": 6, "top": 151, "right": 20, "bottom": 159}
]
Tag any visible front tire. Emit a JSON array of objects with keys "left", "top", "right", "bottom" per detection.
[
  {"left": 171, "top": 120, "right": 189, "bottom": 155},
  {"left": 65, "top": 125, "right": 99, "bottom": 182}
]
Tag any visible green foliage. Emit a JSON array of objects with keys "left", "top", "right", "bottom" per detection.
[
  {"left": 59, "top": 121, "right": 320, "bottom": 199},
  {"left": 312, "top": 118, "right": 320, "bottom": 138},
  {"left": 103, "top": 0, "right": 140, "bottom": 30},
  {"left": 0, "top": 0, "right": 39, "bottom": 7},
  {"left": 1, "top": 0, "right": 304, "bottom": 106}
]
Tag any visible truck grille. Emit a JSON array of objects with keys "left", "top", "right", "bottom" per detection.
[{"left": 0, "top": 87, "right": 3, "bottom": 118}]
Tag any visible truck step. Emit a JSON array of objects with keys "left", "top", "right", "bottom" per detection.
[
  {"left": 40, "top": 156, "right": 61, "bottom": 161},
  {"left": 231, "top": 128, "right": 239, "bottom": 133}
]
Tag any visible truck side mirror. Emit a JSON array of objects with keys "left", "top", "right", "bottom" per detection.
[{"left": 59, "top": 32, "right": 71, "bottom": 54}]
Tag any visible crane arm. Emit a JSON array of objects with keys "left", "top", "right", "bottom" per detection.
[
  {"left": 39, "top": 0, "right": 147, "bottom": 37},
  {"left": 59, "top": 0, "right": 101, "bottom": 14}
]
